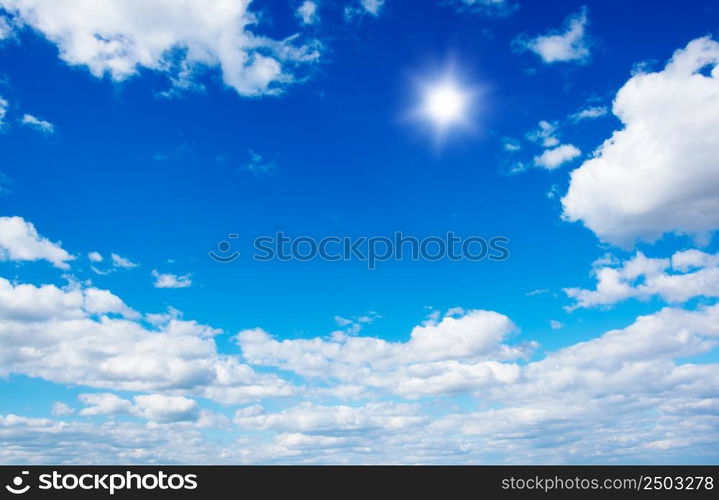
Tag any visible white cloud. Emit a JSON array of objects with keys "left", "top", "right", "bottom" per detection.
[
  {"left": 672, "top": 248, "right": 719, "bottom": 270},
  {"left": 0, "top": 96, "right": 8, "bottom": 128},
  {"left": 565, "top": 249, "right": 719, "bottom": 310},
  {"left": 0, "top": 218, "right": 717, "bottom": 463},
  {"left": 235, "top": 402, "right": 425, "bottom": 433},
  {"left": 562, "top": 37, "right": 719, "bottom": 246},
  {"left": 334, "top": 315, "right": 353, "bottom": 327},
  {"left": 110, "top": 253, "right": 137, "bottom": 269},
  {"left": 2, "top": 302, "right": 719, "bottom": 463},
  {"left": 238, "top": 309, "right": 532, "bottom": 397},
  {"left": 79, "top": 393, "right": 135, "bottom": 416},
  {"left": 524, "top": 121, "right": 581, "bottom": 170},
  {"left": 0, "top": 413, "right": 229, "bottom": 463},
  {"left": 344, "top": 0, "right": 384, "bottom": 20},
  {"left": 0, "top": 14, "right": 11, "bottom": 38},
  {"left": 235, "top": 301, "right": 719, "bottom": 461},
  {"left": 360, "top": 0, "right": 384, "bottom": 15},
  {"left": 21, "top": 113, "right": 54, "bottom": 133},
  {"left": 89, "top": 252, "right": 138, "bottom": 274},
  {"left": 527, "top": 120, "right": 559, "bottom": 147},
  {"left": 51, "top": 402, "right": 74, "bottom": 417},
  {"left": 0, "top": 276, "right": 293, "bottom": 403},
  {"left": 152, "top": 269, "right": 192, "bottom": 288},
  {"left": 570, "top": 105, "right": 608, "bottom": 121},
  {"left": 516, "top": 8, "right": 590, "bottom": 63},
  {"left": 549, "top": 320, "right": 564, "bottom": 330},
  {"left": 0, "top": 0, "right": 321, "bottom": 97},
  {"left": 331, "top": 312, "right": 380, "bottom": 336},
  {"left": 85, "top": 287, "right": 140, "bottom": 318},
  {"left": 442, "top": 0, "right": 516, "bottom": 17},
  {"left": 78, "top": 392, "right": 200, "bottom": 423},
  {"left": 296, "top": 1, "right": 319, "bottom": 25},
  {"left": 243, "top": 150, "right": 275, "bottom": 174},
  {"left": 87, "top": 251, "right": 103, "bottom": 263},
  {"left": 226, "top": 304, "right": 719, "bottom": 462},
  {"left": 0, "top": 216, "right": 74, "bottom": 269},
  {"left": 502, "top": 138, "right": 520, "bottom": 152},
  {"left": 133, "top": 394, "right": 200, "bottom": 423},
  {"left": 512, "top": 304, "right": 719, "bottom": 400},
  {"left": 533, "top": 144, "right": 581, "bottom": 170}
]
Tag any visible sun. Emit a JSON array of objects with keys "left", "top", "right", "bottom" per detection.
[
  {"left": 405, "top": 63, "right": 483, "bottom": 147},
  {"left": 422, "top": 80, "right": 468, "bottom": 127}
]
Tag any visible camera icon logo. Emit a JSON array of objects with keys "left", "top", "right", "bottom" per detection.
[
  {"left": 6, "top": 471, "right": 30, "bottom": 495},
  {"left": 209, "top": 234, "right": 240, "bottom": 263}
]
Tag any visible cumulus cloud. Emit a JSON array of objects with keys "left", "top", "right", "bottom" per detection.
[
  {"left": 51, "top": 402, "right": 74, "bottom": 417},
  {"left": 79, "top": 393, "right": 200, "bottom": 423},
  {"left": 533, "top": 144, "right": 581, "bottom": 169},
  {"left": 235, "top": 402, "right": 426, "bottom": 433},
  {"left": 296, "top": 1, "right": 319, "bottom": 25},
  {"left": 234, "top": 302, "right": 719, "bottom": 461},
  {"left": 0, "top": 0, "right": 321, "bottom": 96},
  {"left": 562, "top": 37, "right": 719, "bottom": 246},
  {"left": 21, "top": 113, "right": 54, "bottom": 133},
  {"left": 515, "top": 8, "right": 590, "bottom": 63},
  {"left": 0, "top": 216, "right": 74, "bottom": 269},
  {"left": 0, "top": 413, "right": 230, "bottom": 464},
  {"left": 2, "top": 297, "right": 719, "bottom": 463},
  {"left": 152, "top": 269, "right": 192, "bottom": 288},
  {"left": 238, "top": 309, "right": 533, "bottom": 397},
  {"left": 133, "top": 394, "right": 200, "bottom": 423},
  {"left": 510, "top": 304, "right": 719, "bottom": 402},
  {"left": 1, "top": 217, "right": 718, "bottom": 463},
  {"left": 231, "top": 304, "right": 719, "bottom": 462},
  {"left": 0, "top": 276, "right": 293, "bottom": 403},
  {"left": 235, "top": 302, "right": 719, "bottom": 410},
  {"left": 565, "top": 249, "right": 719, "bottom": 310},
  {"left": 84, "top": 287, "right": 140, "bottom": 318},
  {"left": 527, "top": 120, "right": 560, "bottom": 147},
  {"left": 524, "top": 120, "right": 581, "bottom": 170},
  {"left": 79, "top": 393, "right": 135, "bottom": 417}
]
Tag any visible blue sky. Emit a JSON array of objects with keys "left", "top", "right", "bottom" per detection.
[{"left": 0, "top": 0, "right": 718, "bottom": 464}]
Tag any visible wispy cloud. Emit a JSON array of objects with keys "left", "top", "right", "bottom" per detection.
[
  {"left": 152, "top": 270, "right": 192, "bottom": 288},
  {"left": 514, "top": 8, "right": 590, "bottom": 63},
  {"left": 570, "top": 105, "right": 608, "bottom": 121},
  {"left": 111, "top": 253, "right": 138, "bottom": 269},
  {"left": 242, "top": 150, "right": 276, "bottom": 175},
  {"left": 21, "top": 113, "right": 55, "bottom": 134}
]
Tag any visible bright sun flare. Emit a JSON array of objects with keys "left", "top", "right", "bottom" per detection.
[{"left": 422, "top": 80, "right": 468, "bottom": 127}]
